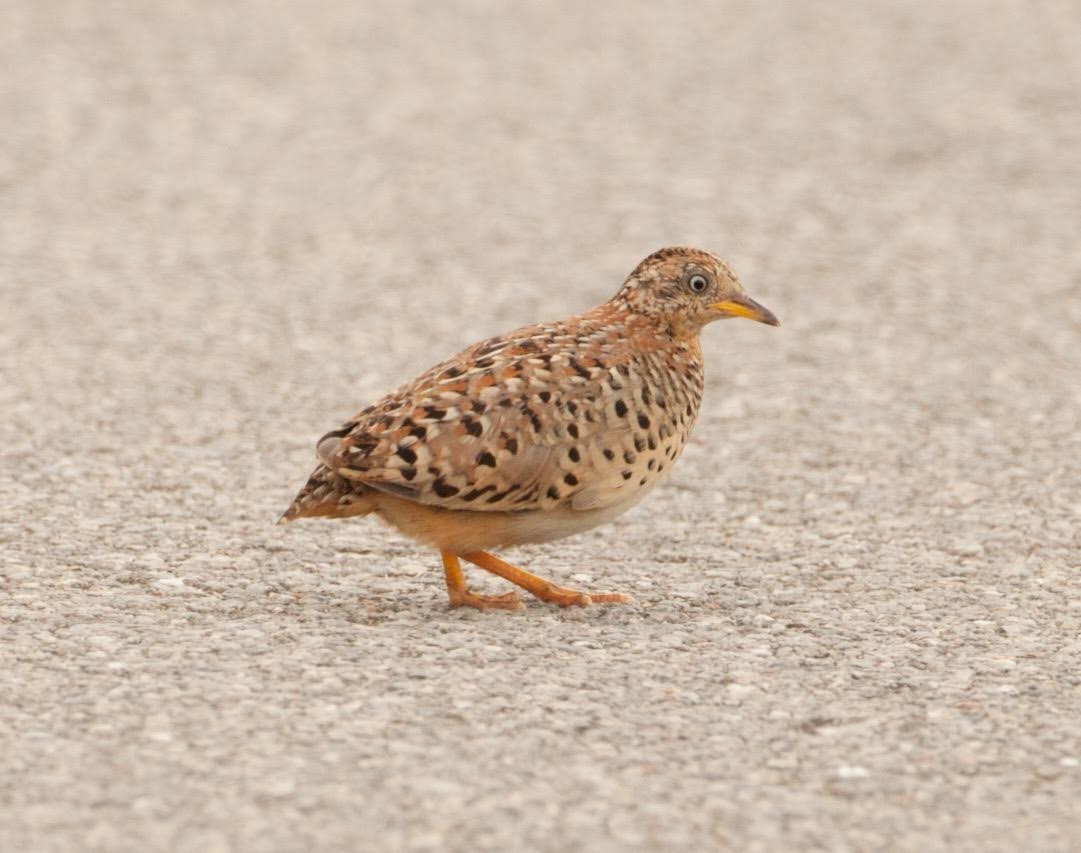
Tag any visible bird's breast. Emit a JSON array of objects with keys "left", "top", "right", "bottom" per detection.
[{"left": 538, "top": 345, "right": 706, "bottom": 514}]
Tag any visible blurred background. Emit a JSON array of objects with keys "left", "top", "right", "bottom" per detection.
[{"left": 2, "top": 1, "right": 1079, "bottom": 850}]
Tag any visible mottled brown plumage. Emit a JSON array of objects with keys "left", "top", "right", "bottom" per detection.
[{"left": 281, "top": 247, "right": 778, "bottom": 610}]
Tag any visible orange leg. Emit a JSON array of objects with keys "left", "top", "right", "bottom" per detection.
[
  {"left": 461, "top": 551, "right": 632, "bottom": 608},
  {"left": 441, "top": 551, "right": 524, "bottom": 611}
]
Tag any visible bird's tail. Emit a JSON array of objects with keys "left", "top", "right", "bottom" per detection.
[{"left": 278, "top": 464, "right": 376, "bottom": 523}]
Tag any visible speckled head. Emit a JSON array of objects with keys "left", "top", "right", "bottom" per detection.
[{"left": 613, "top": 246, "right": 779, "bottom": 337}]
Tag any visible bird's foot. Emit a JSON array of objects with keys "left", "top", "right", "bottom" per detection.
[
  {"left": 460, "top": 551, "right": 633, "bottom": 608},
  {"left": 447, "top": 587, "right": 525, "bottom": 611},
  {"left": 524, "top": 582, "right": 633, "bottom": 608},
  {"left": 442, "top": 551, "right": 524, "bottom": 611}
]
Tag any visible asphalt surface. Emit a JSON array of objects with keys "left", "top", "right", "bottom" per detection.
[{"left": 3, "top": 1, "right": 1080, "bottom": 850}]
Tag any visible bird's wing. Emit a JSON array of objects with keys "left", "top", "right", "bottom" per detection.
[{"left": 315, "top": 320, "right": 647, "bottom": 514}]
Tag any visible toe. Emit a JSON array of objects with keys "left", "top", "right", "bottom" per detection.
[
  {"left": 485, "top": 590, "right": 526, "bottom": 610},
  {"left": 449, "top": 589, "right": 526, "bottom": 611},
  {"left": 588, "top": 592, "right": 634, "bottom": 604}
]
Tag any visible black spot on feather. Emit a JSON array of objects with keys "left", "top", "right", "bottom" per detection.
[
  {"left": 569, "top": 358, "right": 592, "bottom": 379},
  {"left": 462, "top": 485, "right": 496, "bottom": 501},
  {"left": 433, "top": 480, "right": 459, "bottom": 498}
]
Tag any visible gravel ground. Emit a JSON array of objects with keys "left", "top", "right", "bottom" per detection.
[{"left": 3, "top": 1, "right": 1080, "bottom": 850}]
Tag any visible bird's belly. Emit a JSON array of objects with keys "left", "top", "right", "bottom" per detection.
[
  {"left": 504, "top": 481, "right": 660, "bottom": 545},
  {"left": 371, "top": 480, "right": 659, "bottom": 554}
]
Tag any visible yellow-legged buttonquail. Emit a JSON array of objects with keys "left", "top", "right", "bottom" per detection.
[{"left": 281, "top": 247, "right": 779, "bottom": 610}]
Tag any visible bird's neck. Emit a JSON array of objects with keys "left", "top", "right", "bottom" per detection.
[
  {"left": 582, "top": 302, "right": 703, "bottom": 362},
  {"left": 597, "top": 301, "right": 702, "bottom": 345}
]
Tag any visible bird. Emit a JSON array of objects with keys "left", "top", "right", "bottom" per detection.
[{"left": 280, "top": 247, "right": 779, "bottom": 610}]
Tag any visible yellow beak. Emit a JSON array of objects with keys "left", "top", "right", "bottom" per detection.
[{"left": 710, "top": 295, "right": 780, "bottom": 326}]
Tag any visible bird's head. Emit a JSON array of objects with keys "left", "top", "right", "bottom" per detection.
[{"left": 614, "top": 247, "right": 779, "bottom": 338}]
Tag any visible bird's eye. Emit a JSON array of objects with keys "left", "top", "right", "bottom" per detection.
[{"left": 687, "top": 274, "right": 709, "bottom": 293}]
